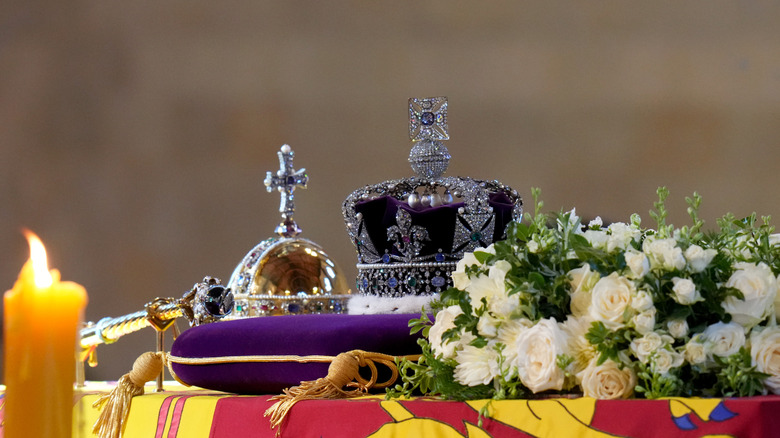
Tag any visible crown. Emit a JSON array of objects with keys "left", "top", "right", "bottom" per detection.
[{"left": 342, "top": 97, "right": 523, "bottom": 299}]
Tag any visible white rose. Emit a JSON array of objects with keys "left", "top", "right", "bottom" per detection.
[
  {"left": 607, "top": 222, "right": 641, "bottom": 253},
  {"left": 429, "top": 305, "right": 464, "bottom": 359},
  {"left": 750, "top": 326, "right": 780, "bottom": 394},
  {"left": 643, "top": 237, "right": 686, "bottom": 272},
  {"left": 452, "top": 252, "right": 482, "bottom": 290},
  {"left": 723, "top": 262, "right": 778, "bottom": 327},
  {"left": 577, "top": 359, "right": 637, "bottom": 399},
  {"left": 453, "top": 343, "right": 500, "bottom": 387},
  {"left": 631, "top": 290, "right": 654, "bottom": 312},
  {"left": 512, "top": 318, "right": 568, "bottom": 393},
  {"left": 631, "top": 309, "right": 656, "bottom": 334},
  {"left": 630, "top": 332, "right": 672, "bottom": 363},
  {"left": 684, "top": 244, "right": 717, "bottom": 273},
  {"left": 684, "top": 338, "right": 707, "bottom": 365},
  {"left": 671, "top": 277, "right": 703, "bottom": 305},
  {"left": 583, "top": 229, "right": 609, "bottom": 250},
  {"left": 624, "top": 248, "right": 650, "bottom": 279},
  {"left": 702, "top": 321, "right": 746, "bottom": 359},
  {"left": 588, "top": 273, "right": 636, "bottom": 328},
  {"left": 651, "top": 348, "right": 684, "bottom": 376},
  {"left": 667, "top": 318, "right": 689, "bottom": 339}
]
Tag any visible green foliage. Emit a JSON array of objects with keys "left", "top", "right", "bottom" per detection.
[
  {"left": 712, "top": 348, "right": 770, "bottom": 397},
  {"left": 585, "top": 322, "right": 633, "bottom": 365}
]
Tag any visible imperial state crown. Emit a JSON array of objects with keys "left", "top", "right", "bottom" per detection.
[{"left": 343, "top": 97, "right": 523, "bottom": 308}]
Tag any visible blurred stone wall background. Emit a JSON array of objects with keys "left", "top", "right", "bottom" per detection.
[{"left": 1, "top": 1, "right": 779, "bottom": 381}]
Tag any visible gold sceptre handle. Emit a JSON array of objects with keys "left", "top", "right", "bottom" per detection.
[{"left": 77, "top": 277, "right": 234, "bottom": 384}]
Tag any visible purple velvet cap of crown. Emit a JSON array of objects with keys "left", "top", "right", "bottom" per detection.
[
  {"left": 170, "top": 313, "right": 423, "bottom": 394},
  {"left": 355, "top": 192, "right": 515, "bottom": 259}
]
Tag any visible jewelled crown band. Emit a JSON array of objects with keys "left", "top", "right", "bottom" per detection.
[{"left": 343, "top": 97, "right": 523, "bottom": 298}]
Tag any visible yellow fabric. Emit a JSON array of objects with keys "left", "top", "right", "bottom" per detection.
[
  {"left": 71, "top": 382, "right": 228, "bottom": 438},
  {"left": 0, "top": 382, "right": 770, "bottom": 437}
]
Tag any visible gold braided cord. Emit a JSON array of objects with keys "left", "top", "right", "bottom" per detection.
[{"left": 167, "top": 353, "right": 337, "bottom": 365}]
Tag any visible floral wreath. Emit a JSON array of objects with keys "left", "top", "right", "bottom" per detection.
[{"left": 390, "top": 187, "right": 780, "bottom": 401}]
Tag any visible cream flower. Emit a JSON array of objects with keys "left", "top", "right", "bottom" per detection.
[
  {"left": 671, "top": 277, "right": 702, "bottom": 305},
  {"left": 451, "top": 252, "right": 482, "bottom": 290},
  {"left": 643, "top": 237, "right": 686, "bottom": 272},
  {"left": 631, "top": 309, "right": 656, "bottom": 334},
  {"left": 496, "top": 318, "right": 534, "bottom": 370},
  {"left": 477, "top": 313, "right": 500, "bottom": 338},
  {"left": 578, "top": 359, "right": 637, "bottom": 399},
  {"left": 429, "top": 305, "right": 464, "bottom": 359},
  {"left": 624, "top": 248, "right": 650, "bottom": 279},
  {"left": 511, "top": 318, "right": 568, "bottom": 393},
  {"left": 606, "top": 222, "right": 641, "bottom": 253},
  {"left": 667, "top": 318, "right": 689, "bottom": 339},
  {"left": 684, "top": 338, "right": 707, "bottom": 365},
  {"left": 465, "top": 260, "right": 512, "bottom": 304},
  {"left": 560, "top": 316, "right": 597, "bottom": 375},
  {"left": 583, "top": 229, "right": 609, "bottom": 250},
  {"left": 684, "top": 244, "right": 717, "bottom": 273},
  {"left": 702, "top": 321, "right": 746, "bottom": 359},
  {"left": 453, "top": 344, "right": 500, "bottom": 387},
  {"left": 588, "top": 273, "right": 636, "bottom": 328},
  {"left": 723, "top": 262, "right": 778, "bottom": 328},
  {"left": 568, "top": 264, "right": 599, "bottom": 317},
  {"left": 630, "top": 331, "right": 673, "bottom": 364},
  {"left": 630, "top": 290, "right": 654, "bottom": 312},
  {"left": 750, "top": 326, "right": 780, "bottom": 394},
  {"left": 651, "top": 348, "right": 684, "bottom": 376}
]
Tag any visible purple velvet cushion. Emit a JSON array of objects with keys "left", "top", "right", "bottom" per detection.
[{"left": 170, "top": 313, "right": 422, "bottom": 394}]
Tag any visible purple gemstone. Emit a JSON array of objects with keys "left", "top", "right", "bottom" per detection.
[
  {"left": 287, "top": 303, "right": 301, "bottom": 313},
  {"left": 402, "top": 235, "right": 411, "bottom": 243},
  {"left": 431, "top": 276, "right": 446, "bottom": 287},
  {"left": 420, "top": 111, "right": 435, "bottom": 126}
]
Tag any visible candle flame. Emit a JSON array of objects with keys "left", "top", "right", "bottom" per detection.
[{"left": 24, "top": 230, "right": 53, "bottom": 288}]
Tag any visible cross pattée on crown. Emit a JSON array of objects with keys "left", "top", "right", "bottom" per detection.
[{"left": 264, "top": 144, "right": 308, "bottom": 237}]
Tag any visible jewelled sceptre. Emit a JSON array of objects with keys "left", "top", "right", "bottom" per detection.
[{"left": 79, "top": 277, "right": 234, "bottom": 363}]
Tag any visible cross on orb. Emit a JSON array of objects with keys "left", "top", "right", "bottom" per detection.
[{"left": 264, "top": 144, "right": 308, "bottom": 237}]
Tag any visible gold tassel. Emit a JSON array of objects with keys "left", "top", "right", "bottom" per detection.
[
  {"left": 264, "top": 350, "right": 417, "bottom": 435},
  {"left": 92, "top": 351, "right": 164, "bottom": 438}
]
